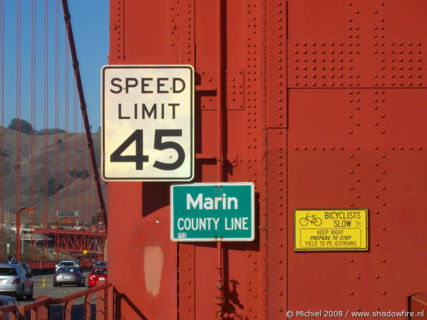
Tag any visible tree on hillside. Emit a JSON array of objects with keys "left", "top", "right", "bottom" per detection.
[
  {"left": 38, "top": 128, "right": 66, "bottom": 135},
  {"left": 38, "top": 178, "right": 64, "bottom": 196},
  {"left": 8, "top": 118, "right": 34, "bottom": 134}
]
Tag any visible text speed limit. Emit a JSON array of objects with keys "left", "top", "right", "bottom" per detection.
[{"left": 101, "top": 65, "right": 194, "bottom": 181}]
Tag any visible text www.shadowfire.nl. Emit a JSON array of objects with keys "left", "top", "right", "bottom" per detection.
[{"left": 285, "top": 310, "right": 425, "bottom": 318}]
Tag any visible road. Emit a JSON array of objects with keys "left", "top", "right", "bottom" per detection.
[
  {"left": 18, "top": 271, "right": 96, "bottom": 320},
  {"left": 30, "top": 272, "right": 90, "bottom": 300}
]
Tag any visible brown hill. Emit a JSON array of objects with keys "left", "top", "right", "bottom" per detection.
[{"left": 0, "top": 128, "right": 106, "bottom": 225}]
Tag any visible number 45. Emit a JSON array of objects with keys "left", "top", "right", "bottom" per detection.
[{"left": 110, "top": 129, "right": 185, "bottom": 171}]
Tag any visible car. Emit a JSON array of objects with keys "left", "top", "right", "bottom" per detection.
[
  {"left": 0, "top": 295, "right": 19, "bottom": 320},
  {"left": 2, "top": 259, "right": 31, "bottom": 275},
  {"left": 21, "top": 263, "right": 31, "bottom": 275},
  {"left": 55, "top": 260, "right": 79, "bottom": 271},
  {"left": 88, "top": 266, "right": 107, "bottom": 288},
  {"left": 53, "top": 267, "right": 85, "bottom": 287},
  {"left": 93, "top": 260, "right": 107, "bottom": 267},
  {"left": 0, "top": 263, "right": 33, "bottom": 300}
]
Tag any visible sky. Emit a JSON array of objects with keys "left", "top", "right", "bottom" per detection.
[{"left": 2, "top": 0, "right": 109, "bottom": 132}]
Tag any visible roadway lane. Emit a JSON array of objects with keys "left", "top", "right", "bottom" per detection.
[
  {"left": 16, "top": 272, "right": 97, "bottom": 320},
  {"left": 21, "top": 271, "right": 91, "bottom": 305}
]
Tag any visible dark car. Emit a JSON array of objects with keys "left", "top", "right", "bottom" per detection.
[
  {"left": 55, "top": 260, "right": 79, "bottom": 271},
  {"left": 21, "top": 263, "right": 31, "bottom": 275},
  {"left": 53, "top": 267, "right": 85, "bottom": 287},
  {"left": 94, "top": 261, "right": 107, "bottom": 267}
]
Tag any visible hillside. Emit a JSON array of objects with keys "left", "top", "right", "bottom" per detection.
[{"left": 0, "top": 127, "right": 106, "bottom": 225}]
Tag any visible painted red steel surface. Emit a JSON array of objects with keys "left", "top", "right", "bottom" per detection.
[{"left": 107, "top": 0, "right": 427, "bottom": 319}]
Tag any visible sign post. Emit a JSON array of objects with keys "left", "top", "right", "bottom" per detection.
[
  {"left": 171, "top": 183, "right": 255, "bottom": 241},
  {"left": 102, "top": 65, "right": 194, "bottom": 181}
]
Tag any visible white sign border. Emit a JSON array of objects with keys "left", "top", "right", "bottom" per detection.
[
  {"left": 101, "top": 64, "right": 195, "bottom": 182},
  {"left": 170, "top": 182, "right": 255, "bottom": 242}
]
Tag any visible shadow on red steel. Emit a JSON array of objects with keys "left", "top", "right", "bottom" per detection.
[{"left": 0, "top": 282, "right": 112, "bottom": 320}]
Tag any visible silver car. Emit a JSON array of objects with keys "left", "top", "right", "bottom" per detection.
[
  {"left": 53, "top": 267, "right": 85, "bottom": 287},
  {"left": 0, "top": 264, "right": 33, "bottom": 300},
  {"left": 55, "top": 260, "right": 79, "bottom": 271}
]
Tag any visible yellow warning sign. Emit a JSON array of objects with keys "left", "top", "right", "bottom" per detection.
[{"left": 294, "top": 209, "right": 368, "bottom": 251}]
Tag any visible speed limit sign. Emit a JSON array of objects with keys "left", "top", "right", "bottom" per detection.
[{"left": 101, "top": 65, "right": 194, "bottom": 181}]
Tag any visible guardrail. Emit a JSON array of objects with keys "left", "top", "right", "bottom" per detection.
[{"left": 0, "top": 282, "right": 112, "bottom": 320}]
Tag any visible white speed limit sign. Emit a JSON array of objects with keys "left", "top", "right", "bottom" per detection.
[{"left": 101, "top": 65, "right": 194, "bottom": 181}]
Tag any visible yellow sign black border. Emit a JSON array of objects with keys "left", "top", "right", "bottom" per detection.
[{"left": 294, "top": 208, "right": 369, "bottom": 252}]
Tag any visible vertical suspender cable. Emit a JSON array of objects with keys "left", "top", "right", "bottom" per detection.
[
  {"left": 80, "top": 118, "right": 85, "bottom": 225},
  {"left": 0, "top": 0, "right": 4, "bottom": 260},
  {"left": 43, "top": 0, "right": 49, "bottom": 229},
  {"left": 54, "top": 0, "right": 59, "bottom": 227},
  {"left": 64, "top": 30, "right": 69, "bottom": 214},
  {"left": 61, "top": 0, "right": 107, "bottom": 229},
  {"left": 16, "top": 0, "right": 22, "bottom": 215},
  {"left": 43, "top": 0, "right": 49, "bottom": 260},
  {"left": 73, "top": 79, "right": 77, "bottom": 224},
  {"left": 30, "top": 0, "right": 36, "bottom": 259},
  {"left": 88, "top": 153, "right": 93, "bottom": 224}
]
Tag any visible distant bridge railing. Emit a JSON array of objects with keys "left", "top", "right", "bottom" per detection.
[
  {"left": 27, "top": 261, "right": 94, "bottom": 273},
  {"left": 0, "top": 282, "right": 112, "bottom": 320}
]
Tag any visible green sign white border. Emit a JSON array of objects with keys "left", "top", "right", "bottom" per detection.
[{"left": 170, "top": 182, "right": 255, "bottom": 242}]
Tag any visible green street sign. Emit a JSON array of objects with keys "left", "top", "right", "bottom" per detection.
[
  {"left": 171, "top": 182, "right": 255, "bottom": 241},
  {"left": 57, "top": 210, "right": 79, "bottom": 218}
]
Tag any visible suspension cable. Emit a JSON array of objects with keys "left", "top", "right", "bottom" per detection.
[{"left": 60, "top": 0, "right": 107, "bottom": 229}]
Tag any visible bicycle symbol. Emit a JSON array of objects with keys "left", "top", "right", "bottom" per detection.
[{"left": 299, "top": 213, "right": 322, "bottom": 226}]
